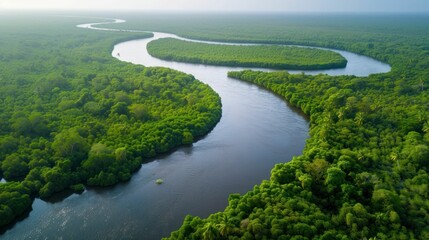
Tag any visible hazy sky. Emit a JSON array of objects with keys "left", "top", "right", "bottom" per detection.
[{"left": 0, "top": 0, "right": 428, "bottom": 12}]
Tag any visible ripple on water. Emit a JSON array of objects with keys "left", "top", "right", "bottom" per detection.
[{"left": 1, "top": 17, "right": 390, "bottom": 240}]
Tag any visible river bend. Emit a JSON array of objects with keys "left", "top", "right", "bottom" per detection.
[{"left": 1, "top": 18, "right": 390, "bottom": 240}]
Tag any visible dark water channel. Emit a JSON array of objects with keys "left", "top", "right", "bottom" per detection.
[{"left": 0, "top": 18, "right": 390, "bottom": 240}]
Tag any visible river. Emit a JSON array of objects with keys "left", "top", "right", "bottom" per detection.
[{"left": 1, "top": 18, "right": 390, "bottom": 240}]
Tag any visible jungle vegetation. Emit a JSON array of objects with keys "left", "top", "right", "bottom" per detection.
[
  {"left": 147, "top": 38, "right": 347, "bottom": 70},
  {"left": 1, "top": 12, "right": 428, "bottom": 239},
  {"left": 145, "top": 14, "right": 429, "bottom": 239},
  {"left": 0, "top": 15, "right": 221, "bottom": 227}
]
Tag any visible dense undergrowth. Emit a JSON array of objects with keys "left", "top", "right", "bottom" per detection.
[
  {"left": 0, "top": 15, "right": 221, "bottom": 227},
  {"left": 156, "top": 14, "right": 429, "bottom": 239},
  {"left": 147, "top": 38, "right": 347, "bottom": 70}
]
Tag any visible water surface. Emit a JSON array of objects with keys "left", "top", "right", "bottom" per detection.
[{"left": 1, "top": 18, "right": 390, "bottom": 240}]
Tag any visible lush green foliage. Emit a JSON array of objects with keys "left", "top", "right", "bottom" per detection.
[
  {"left": 161, "top": 14, "right": 429, "bottom": 239},
  {"left": 147, "top": 38, "right": 346, "bottom": 70},
  {"left": 0, "top": 15, "right": 221, "bottom": 227}
]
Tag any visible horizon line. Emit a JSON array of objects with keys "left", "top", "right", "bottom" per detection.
[{"left": 1, "top": 9, "right": 429, "bottom": 14}]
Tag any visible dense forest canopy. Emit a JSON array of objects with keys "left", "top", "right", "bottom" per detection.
[
  {"left": 114, "top": 14, "right": 429, "bottom": 239},
  {"left": 0, "top": 12, "right": 428, "bottom": 239},
  {"left": 147, "top": 38, "right": 347, "bottom": 70},
  {"left": 0, "top": 14, "right": 221, "bottom": 228}
]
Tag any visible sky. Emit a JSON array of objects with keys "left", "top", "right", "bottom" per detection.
[{"left": 0, "top": 0, "right": 428, "bottom": 13}]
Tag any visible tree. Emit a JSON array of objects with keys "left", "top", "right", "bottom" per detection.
[
  {"left": 407, "top": 144, "right": 429, "bottom": 168},
  {"left": 115, "top": 147, "right": 127, "bottom": 162},
  {"left": 83, "top": 101, "right": 102, "bottom": 115},
  {"left": 83, "top": 143, "right": 115, "bottom": 174},
  {"left": 298, "top": 173, "right": 313, "bottom": 189},
  {"left": 422, "top": 120, "right": 429, "bottom": 133},
  {"left": 51, "top": 128, "right": 90, "bottom": 165},
  {"left": 39, "top": 182, "right": 55, "bottom": 198},
  {"left": 202, "top": 222, "right": 219, "bottom": 240},
  {"left": 305, "top": 158, "right": 329, "bottom": 183},
  {"left": 355, "top": 112, "right": 364, "bottom": 126},
  {"left": 129, "top": 103, "right": 150, "bottom": 121},
  {"left": 88, "top": 143, "right": 112, "bottom": 157},
  {"left": 1, "top": 154, "right": 29, "bottom": 180},
  {"left": 29, "top": 112, "right": 50, "bottom": 136},
  {"left": 0, "top": 205, "right": 14, "bottom": 226},
  {"left": 110, "top": 102, "right": 129, "bottom": 116},
  {"left": 182, "top": 131, "right": 194, "bottom": 144},
  {"left": 11, "top": 117, "right": 32, "bottom": 135},
  {"left": 217, "top": 215, "right": 235, "bottom": 237},
  {"left": 371, "top": 189, "right": 399, "bottom": 211},
  {"left": 390, "top": 152, "right": 400, "bottom": 169},
  {"left": 325, "top": 167, "right": 345, "bottom": 192}
]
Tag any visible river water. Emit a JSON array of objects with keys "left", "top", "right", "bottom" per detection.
[{"left": 1, "top": 18, "right": 390, "bottom": 240}]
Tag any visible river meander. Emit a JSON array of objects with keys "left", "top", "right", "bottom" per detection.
[{"left": 1, "top": 18, "right": 390, "bottom": 240}]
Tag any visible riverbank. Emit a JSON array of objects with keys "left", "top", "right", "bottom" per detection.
[{"left": 2, "top": 15, "right": 393, "bottom": 240}]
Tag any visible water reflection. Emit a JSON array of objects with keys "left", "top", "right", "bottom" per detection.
[{"left": 1, "top": 18, "right": 390, "bottom": 240}]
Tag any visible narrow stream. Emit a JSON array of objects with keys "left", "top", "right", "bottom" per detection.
[{"left": 1, "top": 18, "right": 390, "bottom": 240}]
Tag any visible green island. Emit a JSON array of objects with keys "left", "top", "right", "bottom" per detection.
[
  {"left": 158, "top": 15, "right": 429, "bottom": 239},
  {"left": 0, "top": 16, "right": 221, "bottom": 227},
  {"left": 0, "top": 12, "right": 428, "bottom": 240},
  {"left": 146, "top": 38, "right": 347, "bottom": 70}
]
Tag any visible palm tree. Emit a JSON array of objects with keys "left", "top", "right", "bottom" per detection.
[
  {"left": 355, "top": 112, "right": 364, "bottom": 126},
  {"left": 357, "top": 150, "right": 365, "bottom": 161},
  {"left": 202, "top": 222, "right": 219, "bottom": 240},
  {"left": 323, "top": 112, "right": 333, "bottom": 124},
  {"left": 217, "top": 222, "right": 228, "bottom": 238},
  {"left": 217, "top": 215, "right": 237, "bottom": 237},
  {"left": 370, "top": 99, "right": 381, "bottom": 112},
  {"left": 423, "top": 120, "right": 429, "bottom": 133},
  {"left": 318, "top": 127, "right": 328, "bottom": 142},
  {"left": 390, "top": 152, "right": 400, "bottom": 169},
  {"left": 217, "top": 215, "right": 229, "bottom": 237},
  {"left": 337, "top": 108, "right": 345, "bottom": 121}
]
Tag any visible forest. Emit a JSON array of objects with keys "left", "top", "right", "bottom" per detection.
[
  {"left": 152, "top": 14, "right": 429, "bottom": 239},
  {"left": 1, "top": 12, "right": 428, "bottom": 239},
  {"left": 0, "top": 15, "right": 221, "bottom": 227},
  {"left": 147, "top": 38, "right": 347, "bottom": 70}
]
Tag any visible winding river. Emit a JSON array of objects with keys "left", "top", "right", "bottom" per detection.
[{"left": 1, "top": 18, "right": 390, "bottom": 240}]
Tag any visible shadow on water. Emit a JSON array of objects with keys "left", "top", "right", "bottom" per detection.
[
  {"left": 141, "top": 144, "right": 195, "bottom": 164},
  {"left": 80, "top": 143, "right": 198, "bottom": 196},
  {"left": 43, "top": 189, "right": 78, "bottom": 204},
  {"left": 227, "top": 76, "right": 310, "bottom": 121},
  {"left": 0, "top": 205, "right": 32, "bottom": 235},
  {"left": 0, "top": 190, "right": 81, "bottom": 234},
  {"left": 0, "top": 17, "right": 391, "bottom": 240}
]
